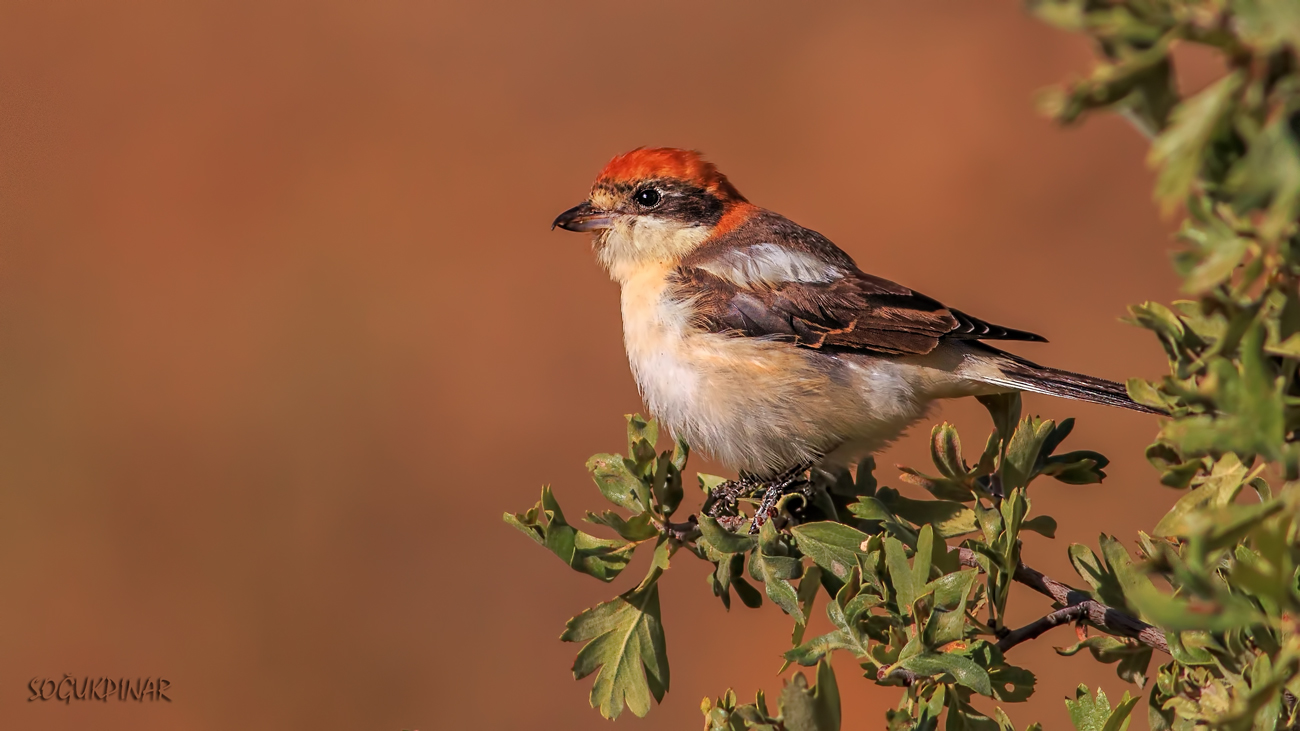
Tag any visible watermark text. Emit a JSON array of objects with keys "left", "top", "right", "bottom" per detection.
[{"left": 27, "top": 676, "right": 171, "bottom": 703}]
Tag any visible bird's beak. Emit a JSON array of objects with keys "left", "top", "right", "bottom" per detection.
[{"left": 552, "top": 201, "right": 613, "bottom": 232}]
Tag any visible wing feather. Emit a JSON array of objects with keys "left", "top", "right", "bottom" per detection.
[{"left": 673, "top": 211, "right": 1045, "bottom": 355}]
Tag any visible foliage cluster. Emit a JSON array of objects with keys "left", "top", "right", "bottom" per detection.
[{"left": 508, "top": 1, "right": 1300, "bottom": 727}]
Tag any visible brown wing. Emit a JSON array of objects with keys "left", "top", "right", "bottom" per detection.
[
  {"left": 673, "top": 208, "right": 1047, "bottom": 356},
  {"left": 673, "top": 266, "right": 1046, "bottom": 357}
]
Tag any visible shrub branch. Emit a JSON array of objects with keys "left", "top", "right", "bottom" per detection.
[
  {"left": 996, "top": 605, "right": 1089, "bottom": 653},
  {"left": 956, "top": 548, "right": 1169, "bottom": 655}
]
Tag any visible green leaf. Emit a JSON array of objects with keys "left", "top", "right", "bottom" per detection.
[
  {"left": 504, "top": 486, "right": 637, "bottom": 582},
  {"left": 896, "top": 652, "right": 992, "bottom": 696},
  {"left": 1003, "top": 417, "right": 1055, "bottom": 491},
  {"left": 705, "top": 555, "right": 733, "bottom": 610},
  {"left": 626, "top": 414, "right": 658, "bottom": 455},
  {"left": 561, "top": 540, "right": 672, "bottom": 719},
  {"left": 1229, "top": 521, "right": 1295, "bottom": 613},
  {"left": 989, "top": 663, "right": 1038, "bottom": 703},
  {"left": 848, "top": 495, "right": 895, "bottom": 522},
  {"left": 699, "top": 516, "right": 758, "bottom": 555},
  {"left": 931, "top": 423, "right": 967, "bottom": 479},
  {"left": 698, "top": 473, "right": 728, "bottom": 496},
  {"left": 1068, "top": 543, "right": 1128, "bottom": 611},
  {"left": 587, "top": 454, "right": 648, "bottom": 513},
  {"left": 759, "top": 521, "right": 805, "bottom": 621},
  {"left": 1040, "top": 451, "right": 1110, "bottom": 485},
  {"left": 779, "top": 660, "right": 841, "bottom": 731},
  {"left": 888, "top": 495, "right": 979, "bottom": 537},
  {"left": 784, "top": 565, "right": 825, "bottom": 673},
  {"left": 1021, "top": 515, "right": 1057, "bottom": 539},
  {"left": 1056, "top": 636, "right": 1152, "bottom": 687},
  {"left": 1234, "top": 0, "right": 1300, "bottom": 52},
  {"left": 974, "top": 501, "right": 1004, "bottom": 547},
  {"left": 977, "top": 392, "right": 1023, "bottom": 448},
  {"left": 913, "top": 524, "right": 936, "bottom": 594},
  {"left": 924, "top": 569, "right": 977, "bottom": 647},
  {"left": 1036, "top": 33, "right": 1174, "bottom": 133},
  {"left": 884, "top": 535, "right": 919, "bottom": 611},
  {"left": 1148, "top": 71, "right": 1243, "bottom": 211},
  {"left": 999, "top": 491, "right": 1029, "bottom": 561},
  {"left": 1158, "top": 326, "right": 1285, "bottom": 460},
  {"left": 1177, "top": 221, "right": 1249, "bottom": 294},
  {"left": 943, "top": 693, "right": 1002, "bottom": 731},
  {"left": 650, "top": 452, "right": 685, "bottom": 518},
  {"left": 792, "top": 522, "right": 870, "bottom": 581},
  {"left": 1125, "top": 302, "right": 1187, "bottom": 362},
  {"left": 1185, "top": 499, "right": 1285, "bottom": 558},
  {"left": 584, "top": 510, "right": 659, "bottom": 542},
  {"left": 1225, "top": 111, "right": 1300, "bottom": 242},
  {"left": 1024, "top": 0, "right": 1086, "bottom": 29},
  {"left": 1097, "top": 535, "right": 1150, "bottom": 616},
  {"left": 1127, "top": 580, "right": 1262, "bottom": 632},
  {"left": 1153, "top": 454, "right": 1246, "bottom": 537},
  {"left": 1127, "top": 378, "right": 1172, "bottom": 411},
  {"left": 784, "top": 629, "right": 857, "bottom": 667},
  {"left": 957, "top": 641, "right": 1036, "bottom": 703},
  {"left": 670, "top": 436, "right": 689, "bottom": 470},
  {"left": 929, "top": 568, "right": 978, "bottom": 610},
  {"left": 1064, "top": 685, "right": 1138, "bottom": 731},
  {"left": 734, "top": 576, "right": 764, "bottom": 609}
]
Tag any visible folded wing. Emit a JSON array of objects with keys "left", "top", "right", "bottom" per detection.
[{"left": 673, "top": 265, "right": 1046, "bottom": 356}]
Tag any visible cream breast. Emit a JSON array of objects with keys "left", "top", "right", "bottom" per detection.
[
  {"left": 619, "top": 262, "right": 702, "bottom": 423},
  {"left": 618, "top": 263, "right": 848, "bottom": 473}
]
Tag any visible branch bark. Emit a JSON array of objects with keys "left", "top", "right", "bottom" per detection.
[
  {"left": 652, "top": 517, "right": 700, "bottom": 544},
  {"left": 996, "top": 605, "right": 1088, "bottom": 653},
  {"left": 956, "top": 547, "right": 1170, "bottom": 655},
  {"left": 876, "top": 664, "right": 918, "bottom": 686}
]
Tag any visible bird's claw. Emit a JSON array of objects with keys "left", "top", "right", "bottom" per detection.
[
  {"left": 703, "top": 462, "right": 815, "bottom": 534},
  {"left": 747, "top": 472, "right": 811, "bottom": 534}
]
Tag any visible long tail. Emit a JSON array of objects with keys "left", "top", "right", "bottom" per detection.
[{"left": 969, "top": 349, "right": 1162, "bottom": 414}]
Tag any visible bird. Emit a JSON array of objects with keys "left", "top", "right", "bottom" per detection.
[{"left": 552, "top": 147, "right": 1155, "bottom": 496}]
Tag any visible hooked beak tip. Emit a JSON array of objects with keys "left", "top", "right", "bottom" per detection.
[{"left": 552, "top": 202, "right": 613, "bottom": 233}]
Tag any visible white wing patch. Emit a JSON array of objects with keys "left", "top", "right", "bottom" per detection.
[{"left": 696, "top": 243, "right": 843, "bottom": 287}]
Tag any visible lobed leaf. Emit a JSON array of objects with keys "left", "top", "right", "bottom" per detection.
[
  {"left": 561, "top": 540, "right": 673, "bottom": 719},
  {"left": 1064, "top": 685, "right": 1139, "bottom": 731},
  {"left": 586, "top": 454, "right": 648, "bottom": 514},
  {"left": 504, "top": 486, "right": 638, "bottom": 582}
]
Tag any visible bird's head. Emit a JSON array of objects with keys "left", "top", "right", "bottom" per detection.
[{"left": 552, "top": 148, "right": 750, "bottom": 281}]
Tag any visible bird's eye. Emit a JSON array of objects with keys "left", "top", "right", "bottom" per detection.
[{"left": 634, "top": 188, "right": 661, "bottom": 208}]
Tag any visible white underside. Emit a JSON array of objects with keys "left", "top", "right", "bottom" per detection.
[{"left": 618, "top": 263, "right": 1011, "bottom": 475}]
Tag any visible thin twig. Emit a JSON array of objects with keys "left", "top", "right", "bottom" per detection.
[
  {"left": 652, "top": 517, "right": 700, "bottom": 544},
  {"left": 876, "top": 665, "right": 918, "bottom": 686},
  {"left": 956, "top": 547, "right": 1170, "bottom": 655},
  {"left": 997, "top": 605, "right": 1089, "bottom": 652}
]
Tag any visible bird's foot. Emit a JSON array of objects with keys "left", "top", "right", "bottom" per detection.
[
  {"left": 747, "top": 463, "right": 814, "bottom": 534},
  {"left": 704, "top": 474, "right": 762, "bottom": 526},
  {"left": 704, "top": 463, "right": 815, "bottom": 534}
]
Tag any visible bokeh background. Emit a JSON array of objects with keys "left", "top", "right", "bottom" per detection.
[{"left": 0, "top": 1, "right": 1215, "bottom": 728}]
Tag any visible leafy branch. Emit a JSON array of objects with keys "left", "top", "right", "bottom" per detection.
[
  {"left": 508, "top": 0, "right": 1300, "bottom": 727},
  {"left": 506, "top": 395, "right": 1163, "bottom": 728},
  {"left": 951, "top": 546, "right": 1169, "bottom": 656}
]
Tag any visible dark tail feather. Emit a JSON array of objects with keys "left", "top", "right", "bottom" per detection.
[{"left": 982, "top": 356, "right": 1162, "bottom": 414}]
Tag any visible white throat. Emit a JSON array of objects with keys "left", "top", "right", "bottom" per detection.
[{"left": 596, "top": 218, "right": 710, "bottom": 284}]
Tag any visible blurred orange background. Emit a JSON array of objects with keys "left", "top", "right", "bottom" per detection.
[{"left": 0, "top": 1, "right": 1203, "bottom": 729}]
